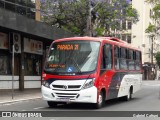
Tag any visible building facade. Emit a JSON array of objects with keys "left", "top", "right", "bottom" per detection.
[
  {"left": 0, "top": 0, "right": 73, "bottom": 90},
  {"left": 132, "top": 0, "right": 157, "bottom": 80}
]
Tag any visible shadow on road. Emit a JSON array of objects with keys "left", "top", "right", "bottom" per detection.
[{"left": 45, "top": 97, "right": 140, "bottom": 110}]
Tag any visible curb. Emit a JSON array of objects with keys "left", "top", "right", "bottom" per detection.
[{"left": 0, "top": 97, "right": 42, "bottom": 105}]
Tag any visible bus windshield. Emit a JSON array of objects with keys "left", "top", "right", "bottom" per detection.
[{"left": 44, "top": 40, "right": 100, "bottom": 74}]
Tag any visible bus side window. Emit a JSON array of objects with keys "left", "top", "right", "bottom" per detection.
[
  {"left": 128, "top": 49, "right": 135, "bottom": 70},
  {"left": 114, "top": 46, "right": 119, "bottom": 70},
  {"left": 119, "top": 47, "right": 127, "bottom": 70},
  {"left": 135, "top": 51, "right": 141, "bottom": 70},
  {"left": 101, "top": 44, "right": 112, "bottom": 69}
]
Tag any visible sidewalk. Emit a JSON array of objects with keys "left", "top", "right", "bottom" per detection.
[
  {"left": 0, "top": 88, "right": 42, "bottom": 105},
  {"left": 0, "top": 80, "right": 160, "bottom": 105},
  {"left": 142, "top": 80, "right": 160, "bottom": 86}
]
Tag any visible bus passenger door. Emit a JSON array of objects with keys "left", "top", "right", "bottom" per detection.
[{"left": 100, "top": 44, "right": 114, "bottom": 100}]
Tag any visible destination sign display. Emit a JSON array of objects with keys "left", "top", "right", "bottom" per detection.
[{"left": 57, "top": 44, "right": 79, "bottom": 51}]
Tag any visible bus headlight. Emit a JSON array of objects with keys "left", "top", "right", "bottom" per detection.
[
  {"left": 42, "top": 80, "right": 50, "bottom": 88},
  {"left": 82, "top": 78, "right": 95, "bottom": 90}
]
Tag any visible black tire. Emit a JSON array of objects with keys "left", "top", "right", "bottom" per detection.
[
  {"left": 124, "top": 88, "right": 132, "bottom": 101},
  {"left": 93, "top": 91, "right": 105, "bottom": 109},
  {"left": 47, "top": 101, "right": 58, "bottom": 108}
]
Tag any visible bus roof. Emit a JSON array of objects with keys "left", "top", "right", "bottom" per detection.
[{"left": 53, "top": 36, "right": 141, "bottom": 51}]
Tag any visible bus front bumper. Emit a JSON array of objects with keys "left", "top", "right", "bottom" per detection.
[{"left": 41, "top": 85, "right": 97, "bottom": 103}]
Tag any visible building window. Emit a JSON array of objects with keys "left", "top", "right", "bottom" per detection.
[
  {"left": 122, "top": 21, "right": 126, "bottom": 30},
  {"left": 16, "top": 0, "right": 26, "bottom": 5},
  {"left": 26, "top": 8, "right": 35, "bottom": 19},
  {"left": 5, "top": 2, "right": 16, "bottom": 12},
  {"left": 0, "top": 0, "right": 5, "bottom": 8},
  {"left": 127, "top": 21, "right": 132, "bottom": 29},
  {"left": 16, "top": 6, "right": 26, "bottom": 15},
  {"left": 2, "top": 0, "right": 36, "bottom": 19},
  {"left": 24, "top": 53, "right": 42, "bottom": 76},
  {"left": 127, "top": 35, "right": 131, "bottom": 43},
  {"left": 122, "top": 34, "right": 126, "bottom": 41},
  {"left": 0, "top": 55, "right": 11, "bottom": 75}
]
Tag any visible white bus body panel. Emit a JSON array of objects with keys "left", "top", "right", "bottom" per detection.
[{"left": 117, "top": 74, "right": 142, "bottom": 97}]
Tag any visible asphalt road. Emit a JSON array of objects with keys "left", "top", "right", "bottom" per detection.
[{"left": 0, "top": 84, "right": 160, "bottom": 120}]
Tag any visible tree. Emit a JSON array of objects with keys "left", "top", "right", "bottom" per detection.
[
  {"left": 41, "top": 0, "right": 88, "bottom": 35},
  {"left": 41, "top": 0, "right": 139, "bottom": 36},
  {"left": 155, "top": 52, "right": 160, "bottom": 69},
  {"left": 95, "top": 0, "right": 139, "bottom": 36}
]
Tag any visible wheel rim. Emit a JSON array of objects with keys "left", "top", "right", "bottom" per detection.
[
  {"left": 128, "top": 90, "right": 131, "bottom": 100},
  {"left": 98, "top": 93, "right": 103, "bottom": 105}
]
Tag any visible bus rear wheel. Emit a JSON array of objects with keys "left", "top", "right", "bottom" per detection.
[
  {"left": 47, "top": 101, "right": 58, "bottom": 108},
  {"left": 124, "top": 88, "right": 132, "bottom": 101},
  {"left": 93, "top": 91, "right": 105, "bottom": 109}
]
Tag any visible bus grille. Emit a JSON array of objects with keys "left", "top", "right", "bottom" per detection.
[
  {"left": 52, "top": 85, "right": 81, "bottom": 90},
  {"left": 55, "top": 93, "right": 79, "bottom": 99}
]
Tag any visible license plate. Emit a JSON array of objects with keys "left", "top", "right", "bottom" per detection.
[{"left": 56, "top": 98, "right": 70, "bottom": 101}]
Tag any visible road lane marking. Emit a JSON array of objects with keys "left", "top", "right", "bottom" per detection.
[
  {"left": 21, "top": 110, "right": 26, "bottom": 111},
  {"left": 33, "top": 107, "right": 45, "bottom": 110}
]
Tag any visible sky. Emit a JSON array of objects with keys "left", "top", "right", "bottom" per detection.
[{"left": 31, "top": 0, "right": 35, "bottom": 3}]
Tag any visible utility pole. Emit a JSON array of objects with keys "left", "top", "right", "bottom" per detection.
[
  {"left": 150, "top": 35, "right": 155, "bottom": 80},
  {"left": 87, "top": 0, "right": 92, "bottom": 36},
  {"left": 12, "top": 44, "right": 14, "bottom": 99},
  {"left": 151, "top": 35, "right": 154, "bottom": 64}
]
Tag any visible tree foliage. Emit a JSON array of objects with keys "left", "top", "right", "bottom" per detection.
[
  {"left": 155, "top": 52, "right": 160, "bottom": 68},
  {"left": 41, "top": 0, "right": 139, "bottom": 36},
  {"left": 145, "top": 23, "right": 156, "bottom": 37},
  {"left": 152, "top": 4, "right": 160, "bottom": 21},
  {"left": 145, "top": 0, "right": 160, "bottom": 35},
  {"left": 145, "top": 0, "right": 159, "bottom": 4}
]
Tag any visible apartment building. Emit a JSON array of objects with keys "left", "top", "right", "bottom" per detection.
[{"left": 132, "top": 0, "right": 156, "bottom": 80}]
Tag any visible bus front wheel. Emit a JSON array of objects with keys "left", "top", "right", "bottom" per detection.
[{"left": 93, "top": 91, "right": 105, "bottom": 109}]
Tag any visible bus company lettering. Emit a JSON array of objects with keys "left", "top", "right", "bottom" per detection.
[
  {"left": 57, "top": 44, "right": 79, "bottom": 50},
  {"left": 125, "top": 78, "right": 138, "bottom": 82}
]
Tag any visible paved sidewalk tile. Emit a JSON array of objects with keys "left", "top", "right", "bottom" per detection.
[
  {"left": 142, "top": 80, "right": 160, "bottom": 86},
  {"left": 0, "top": 88, "right": 42, "bottom": 104}
]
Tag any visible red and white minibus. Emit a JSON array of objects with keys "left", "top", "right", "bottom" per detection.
[{"left": 41, "top": 37, "right": 142, "bottom": 108}]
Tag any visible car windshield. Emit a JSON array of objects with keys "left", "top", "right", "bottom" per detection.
[{"left": 44, "top": 40, "right": 100, "bottom": 74}]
